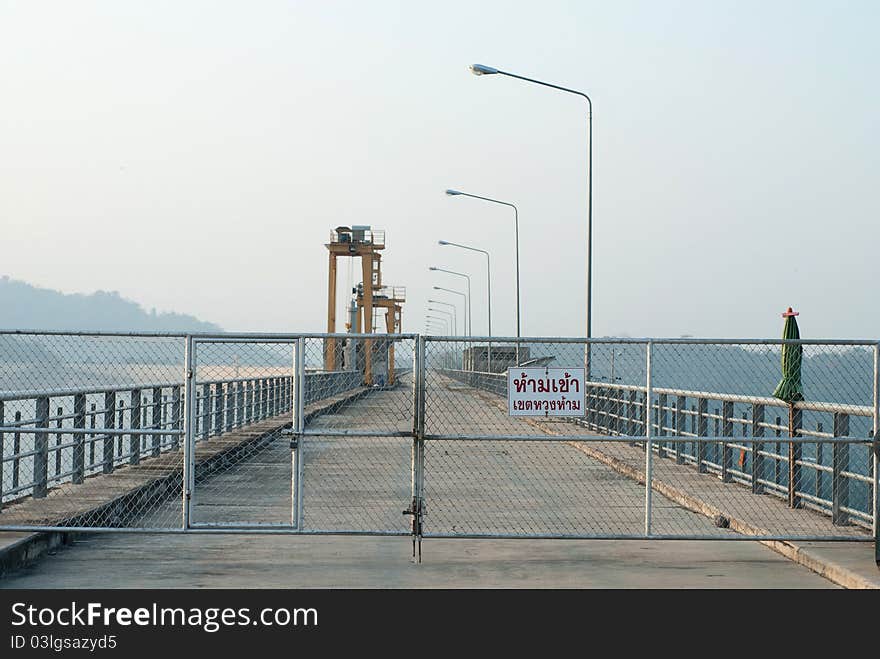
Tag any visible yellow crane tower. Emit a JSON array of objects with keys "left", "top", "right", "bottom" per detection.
[
  {"left": 325, "top": 225, "right": 394, "bottom": 385},
  {"left": 353, "top": 283, "right": 405, "bottom": 385}
]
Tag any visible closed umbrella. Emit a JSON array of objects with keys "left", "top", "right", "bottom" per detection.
[{"left": 772, "top": 307, "right": 803, "bottom": 508}]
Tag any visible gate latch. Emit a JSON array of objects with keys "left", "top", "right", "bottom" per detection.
[{"left": 402, "top": 497, "right": 423, "bottom": 563}]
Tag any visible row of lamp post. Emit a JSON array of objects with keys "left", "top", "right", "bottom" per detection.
[{"left": 428, "top": 62, "right": 593, "bottom": 376}]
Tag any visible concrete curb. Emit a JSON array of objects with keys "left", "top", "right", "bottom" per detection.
[{"left": 567, "top": 441, "right": 879, "bottom": 590}]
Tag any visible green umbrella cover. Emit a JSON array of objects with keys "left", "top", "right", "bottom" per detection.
[
  {"left": 772, "top": 307, "right": 803, "bottom": 509},
  {"left": 772, "top": 308, "right": 804, "bottom": 403}
]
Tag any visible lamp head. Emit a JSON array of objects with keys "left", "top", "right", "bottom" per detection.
[
  {"left": 438, "top": 240, "right": 449, "bottom": 246},
  {"left": 470, "top": 64, "right": 499, "bottom": 76},
  {"left": 429, "top": 267, "right": 438, "bottom": 271},
  {"left": 445, "top": 189, "right": 462, "bottom": 196}
]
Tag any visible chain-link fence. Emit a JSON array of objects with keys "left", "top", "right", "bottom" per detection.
[
  {"left": 0, "top": 332, "right": 187, "bottom": 529},
  {"left": 421, "top": 337, "right": 879, "bottom": 542},
  {"left": 1, "top": 332, "right": 877, "bottom": 547}
]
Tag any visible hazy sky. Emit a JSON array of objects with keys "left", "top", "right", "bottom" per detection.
[{"left": 2, "top": 1, "right": 877, "bottom": 338}]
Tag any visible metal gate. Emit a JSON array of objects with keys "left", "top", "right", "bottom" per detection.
[
  {"left": 187, "top": 333, "right": 417, "bottom": 534},
  {"left": 0, "top": 330, "right": 877, "bottom": 563}
]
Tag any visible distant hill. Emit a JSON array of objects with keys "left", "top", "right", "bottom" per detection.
[{"left": 0, "top": 276, "right": 222, "bottom": 332}]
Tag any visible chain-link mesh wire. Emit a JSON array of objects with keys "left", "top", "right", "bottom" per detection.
[
  {"left": 189, "top": 340, "right": 295, "bottom": 526},
  {"left": 301, "top": 336, "right": 414, "bottom": 436},
  {"left": 0, "top": 332, "right": 186, "bottom": 528},
  {"left": 298, "top": 335, "right": 414, "bottom": 532},
  {"left": 423, "top": 337, "right": 876, "bottom": 540}
]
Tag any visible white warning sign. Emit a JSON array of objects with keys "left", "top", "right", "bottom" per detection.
[{"left": 507, "top": 367, "right": 586, "bottom": 417}]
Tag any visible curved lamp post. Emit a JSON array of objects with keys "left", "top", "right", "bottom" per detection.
[
  {"left": 445, "top": 190, "right": 519, "bottom": 345},
  {"left": 432, "top": 286, "right": 469, "bottom": 336},
  {"left": 469, "top": 63, "right": 593, "bottom": 374},
  {"left": 439, "top": 240, "right": 493, "bottom": 372},
  {"left": 428, "top": 300, "right": 458, "bottom": 335}
]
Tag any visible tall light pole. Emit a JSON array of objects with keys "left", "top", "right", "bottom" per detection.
[
  {"left": 432, "top": 286, "right": 469, "bottom": 336},
  {"left": 428, "top": 307, "right": 455, "bottom": 335},
  {"left": 428, "top": 300, "right": 457, "bottom": 335},
  {"left": 430, "top": 267, "right": 473, "bottom": 370},
  {"left": 425, "top": 315, "right": 449, "bottom": 334},
  {"left": 446, "top": 189, "right": 520, "bottom": 352},
  {"left": 439, "top": 240, "right": 492, "bottom": 372},
  {"left": 469, "top": 63, "right": 593, "bottom": 374}
]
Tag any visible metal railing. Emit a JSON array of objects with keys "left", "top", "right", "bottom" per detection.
[
  {"left": 0, "top": 369, "right": 365, "bottom": 508},
  {"left": 440, "top": 357, "right": 877, "bottom": 530}
]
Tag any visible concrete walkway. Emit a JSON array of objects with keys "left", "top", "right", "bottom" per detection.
[{"left": 0, "top": 534, "right": 837, "bottom": 589}]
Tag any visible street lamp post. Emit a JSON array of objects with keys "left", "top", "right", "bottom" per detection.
[
  {"left": 430, "top": 267, "right": 473, "bottom": 370},
  {"left": 432, "top": 286, "right": 469, "bottom": 336},
  {"left": 428, "top": 300, "right": 458, "bottom": 335},
  {"left": 428, "top": 307, "right": 455, "bottom": 335},
  {"left": 469, "top": 63, "right": 593, "bottom": 376},
  {"left": 438, "top": 240, "right": 492, "bottom": 372},
  {"left": 446, "top": 189, "right": 520, "bottom": 364},
  {"left": 425, "top": 315, "right": 449, "bottom": 334}
]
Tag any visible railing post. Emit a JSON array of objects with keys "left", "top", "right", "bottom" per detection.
[
  {"left": 151, "top": 387, "right": 162, "bottom": 457},
  {"left": 73, "top": 393, "right": 86, "bottom": 484},
  {"left": 774, "top": 415, "right": 782, "bottom": 488},
  {"left": 751, "top": 403, "right": 764, "bottom": 494},
  {"left": 89, "top": 403, "right": 96, "bottom": 469},
  {"left": 130, "top": 389, "right": 141, "bottom": 465},
  {"left": 245, "top": 380, "right": 253, "bottom": 423},
  {"left": 696, "top": 398, "right": 707, "bottom": 473},
  {"left": 832, "top": 412, "right": 850, "bottom": 525},
  {"left": 628, "top": 390, "right": 637, "bottom": 446},
  {"left": 225, "top": 383, "right": 233, "bottom": 432},
  {"left": 721, "top": 400, "right": 733, "bottom": 483},
  {"left": 214, "top": 383, "right": 223, "bottom": 437},
  {"left": 675, "top": 395, "right": 686, "bottom": 464},
  {"left": 55, "top": 406, "right": 63, "bottom": 479},
  {"left": 236, "top": 381, "right": 244, "bottom": 429},
  {"left": 201, "top": 383, "right": 211, "bottom": 440},
  {"left": 644, "top": 342, "right": 654, "bottom": 536},
  {"left": 171, "top": 385, "right": 181, "bottom": 451},
  {"left": 13, "top": 411, "right": 22, "bottom": 489},
  {"left": 33, "top": 396, "right": 49, "bottom": 498},
  {"left": 103, "top": 392, "right": 115, "bottom": 474},
  {"left": 657, "top": 393, "right": 667, "bottom": 459},
  {"left": 815, "top": 422, "right": 824, "bottom": 500}
]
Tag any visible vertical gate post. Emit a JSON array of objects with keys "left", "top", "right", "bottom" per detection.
[
  {"left": 644, "top": 341, "right": 653, "bottom": 537},
  {"left": 410, "top": 335, "right": 426, "bottom": 558},
  {"left": 0, "top": 401, "right": 3, "bottom": 512},
  {"left": 292, "top": 338, "right": 306, "bottom": 530},
  {"left": 872, "top": 343, "right": 879, "bottom": 567},
  {"left": 182, "top": 336, "right": 195, "bottom": 530}
]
